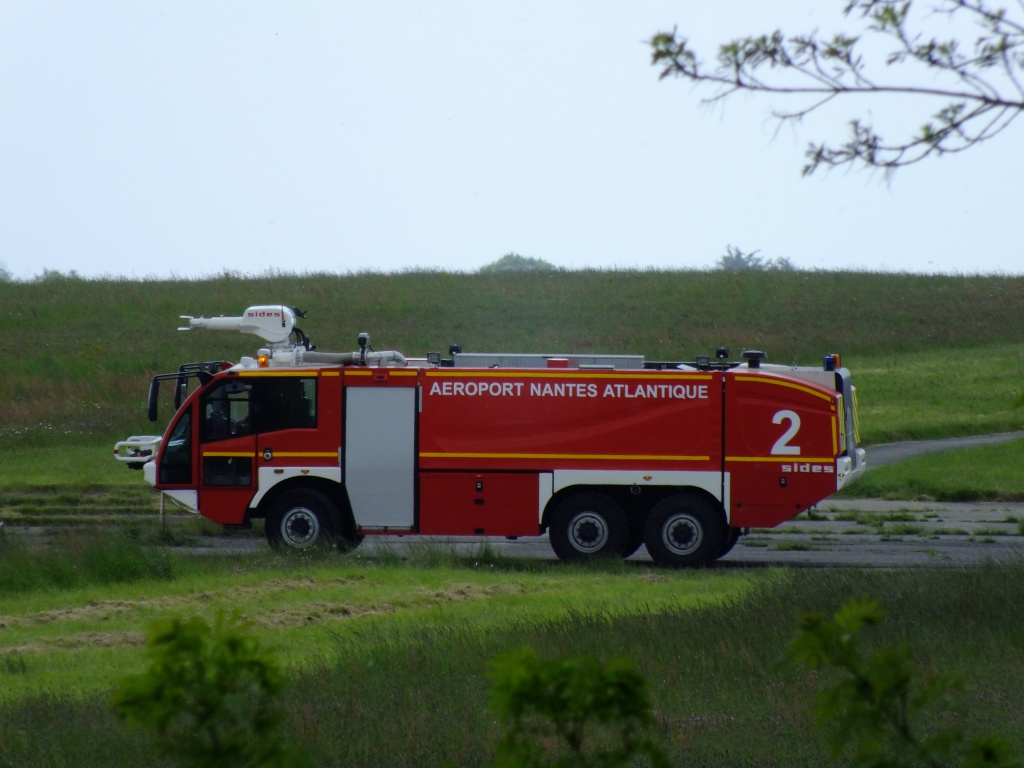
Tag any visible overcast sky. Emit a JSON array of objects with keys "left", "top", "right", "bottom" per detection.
[{"left": 1, "top": 1, "right": 1020, "bottom": 281}]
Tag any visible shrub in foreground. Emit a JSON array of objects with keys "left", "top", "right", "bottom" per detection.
[{"left": 110, "top": 613, "right": 306, "bottom": 768}]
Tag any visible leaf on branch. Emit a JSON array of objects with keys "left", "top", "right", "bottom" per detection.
[{"left": 652, "top": 0, "right": 1024, "bottom": 176}]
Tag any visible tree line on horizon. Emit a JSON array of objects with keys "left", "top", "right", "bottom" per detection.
[
  {"left": 480, "top": 247, "right": 794, "bottom": 273},
  {"left": 0, "top": 249, "right": 799, "bottom": 282}
]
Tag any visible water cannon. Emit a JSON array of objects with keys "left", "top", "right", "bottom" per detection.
[
  {"left": 179, "top": 305, "right": 297, "bottom": 348},
  {"left": 174, "top": 303, "right": 405, "bottom": 369}
]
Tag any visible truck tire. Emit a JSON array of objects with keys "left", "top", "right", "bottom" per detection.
[
  {"left": 622, "top": 518, "right": 646, "bottom": 558},
  {"left": 644, "top": 493, "right": 725, "bottom": 567},
  {"left": 719, "top": 526, "right": 742, "bottom": 558},
  {"left": 548, "top": 492, "right": 628, "bottom": 562},
  {"left": 265, "top": 489, "right": 340, "bottom": 551}
]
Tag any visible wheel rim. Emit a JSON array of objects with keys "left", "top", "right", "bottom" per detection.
[
  {"left": 661, "top": 512, "right": 703, "bottom": 556},
  {"left": 568, "top": 511, "right": 609, "bottom": 553},
  {"left": 280, "top": 506, "right": 320, "bottom": 548}
]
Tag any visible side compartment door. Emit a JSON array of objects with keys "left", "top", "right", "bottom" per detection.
[{"left": 344, "top": 370, "right": 418, "bottom": 529}]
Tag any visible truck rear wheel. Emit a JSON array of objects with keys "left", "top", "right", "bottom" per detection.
[
  {"left": 266, "top": 489, "right": 340, "bottom": 551},
  {"left": 548, "top": 492, "right": 628, "bottom": 562},
  {"left": 644, "top": 493, "right": 725, "bottom": 567},
  {"left": 623, "top": 518, "right": 646, "bottom": 558}
]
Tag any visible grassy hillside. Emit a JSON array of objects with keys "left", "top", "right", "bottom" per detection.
[
  {"left": 3, "top": 272, "right": 1024, "bottom": 767},
  {"left": 2, "top": 269, "right": 1023, "bottom": 448}
]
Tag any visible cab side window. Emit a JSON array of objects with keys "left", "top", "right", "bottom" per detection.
[
  {"left": 200, "top": 377, "right": 317, "bottom": 441},
  {"left": 252, "top": 377, "right": 317, "bottom": 433},
  {"left": 201, "top": 380, "right": 253, "bottom": 442}
]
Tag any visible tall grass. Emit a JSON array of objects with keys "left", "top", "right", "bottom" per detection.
[
  {"left": 0, "top": 529, "right": 175, "bottom": 592},
  {"left": 840, "top": 435, "right": 1024, "bottom": 501},
  {"left": 0, "top": 444, "right": 140, "bottom": 486},
  {"left": 3, "top": 270, "right": 1023, "bottom": 447},
  {"left": 853, "top": 343, "right": 1024, "bottom": 442},
  {"left": 2, "top": 561, "right": 1021, "bottom": 767},
  {"left": 0, "top": 539, "right": 754, "bottom": 704},
  {"left": 4, "top": 271, "right": 1023, "bottom": 767}
]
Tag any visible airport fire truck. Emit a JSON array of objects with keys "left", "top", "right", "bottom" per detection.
[{"left": 115, "top": 305, "right": 865, "bottom": 566}]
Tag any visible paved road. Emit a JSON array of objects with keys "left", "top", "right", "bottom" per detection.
[
  {"left": 9, "top": 500, "right": 1023, "bottom": 568},
  {"left": 192, "top": 434, "right": 1024, "bottom": 567},
  {"left": 709, "top": 431, "right": 1024, "bottom": 567},
  {"left": 719, "top": 498, "right": 1024, "bottom": 568},
  {"left": 7, "top": 434, "right": 1023, "bottom": 568},
  {"left": 867, "top": 431, "right": 1024, "bottom": 467},
  {"left": 160, "top": 497, "right": 1024, "bottom": 568}
]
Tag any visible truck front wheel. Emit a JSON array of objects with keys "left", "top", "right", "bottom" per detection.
[
  {"left": 265, "top": 489, "right": 340, "bottom": 550},
  {"left": 548, "top": 492, "right": 628, "bottom": 562},
  {"left": 719, "top": 526, "right": 742, "bottom": 558},
  {"left": 644, "top": 493, "right": 725, "bottom": 567}
]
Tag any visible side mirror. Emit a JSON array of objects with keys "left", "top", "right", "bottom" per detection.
[{"left": 148, "top": 378, "right": 161, "bottom": 422}]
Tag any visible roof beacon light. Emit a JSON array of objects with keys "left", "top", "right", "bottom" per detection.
[{"left": 824, "top": 353, "right": 841, "bottom": 371}]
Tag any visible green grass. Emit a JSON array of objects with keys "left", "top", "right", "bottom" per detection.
[
  {"left": 840, "top": 436, "right": 1024, "bottom": 501},
  {"left": 0, "top": 444, "right": 136, "bottom": 486},
  {"left": 0, "top": 532, "right": 755, "bottom": 704},
  {"left": 3, "top": 270, "right": 1024, "bottom": 766},
  {"left": 0, "top": 268, "right": 1019, "bottom": 507},
  {"left": 1, "top": 540, "right": 1022, "bottom": 767},
  {"left": 853, "top": 343, "right": 1024, "bottom": 442},
  {"left": 0, "top": 530, "right": 175, "bottom": 595},
  {"left": 831, "top": 510, "right": 922, "bottom": 525},
  {"left": 3, "top": 270, "right": 1024, "bottom": 448},
  {"left": 0, "top": 443, "right": 174, "bottom": 528}
]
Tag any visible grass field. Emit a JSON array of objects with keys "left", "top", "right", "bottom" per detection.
[
  {"left": 1, "top": 269, "right": 1022, "bottom": 504},
  {"left": 2, "top": 269, "right": 1024, "bottom": 766},
  {"left": 840, "top": 436, "right": 1024, "bottom": 502},
  {"left": 1, "top": 535, "right": 1022, "bottom": 767},
  {"left": 3, "top": 269, "right": 1024, "bottom": 447},
  {"left": 0, "top": 534, "right": 755, "bottom": 704}
]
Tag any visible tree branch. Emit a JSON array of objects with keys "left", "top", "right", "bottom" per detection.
[{"left": 651, "top": 0, "right": 1024, "bottom": 177}]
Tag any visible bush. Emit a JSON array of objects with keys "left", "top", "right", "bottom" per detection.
[
  {"left": 110, "top": 613, "right": 306, "bottom": 768},
  {"left": 480, "top": 253, "right": 557, "bottom": 273},
  {"left": 718, "top": 245, "right": 795, "bottom": 271},
  {"left": 489, "top": 647, "right": 667, "bottom": 767},
  {"left": 787, "top": 597, "right": 1020, "bottom": 768}
]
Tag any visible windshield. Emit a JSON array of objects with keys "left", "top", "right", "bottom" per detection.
[{"left": 159, "top": 409, "right": 192, "bottom": 484}]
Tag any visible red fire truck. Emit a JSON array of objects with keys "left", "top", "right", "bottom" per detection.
[{"left": 115, "top": 305, "right": 865, "bottom": 566}]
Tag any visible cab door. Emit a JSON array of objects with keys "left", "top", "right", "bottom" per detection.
[{"left": 197, "top": 377, "right": 257, "bottom": 525}]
